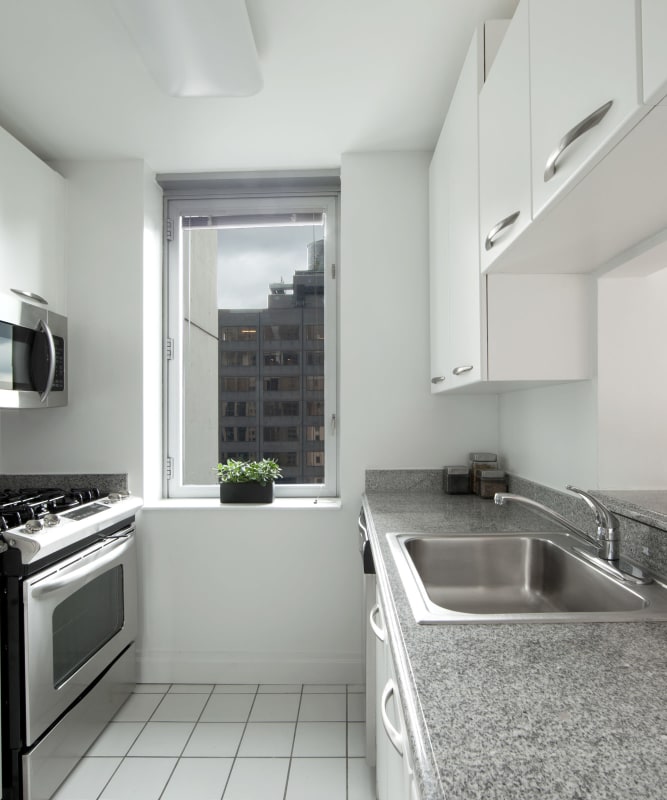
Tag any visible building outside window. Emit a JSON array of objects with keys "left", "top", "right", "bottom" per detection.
[{"left": 163, "top": 178, "right": 338, "bottom": 498}]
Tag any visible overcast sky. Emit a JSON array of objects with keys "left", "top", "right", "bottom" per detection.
[{"left": 217, "top": 224, "right": 323, "bottom": 309}]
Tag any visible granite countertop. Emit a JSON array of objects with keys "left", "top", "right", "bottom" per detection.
[
  {"left": 363, "top": 487, "right": 667, "bottom": 800},
  {"left": 593, "top": 490, "right": 667, "bottom": 534}
]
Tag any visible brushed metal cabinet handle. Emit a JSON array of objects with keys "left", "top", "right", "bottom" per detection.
[
  {"left": 11, "top": 288, "right": 48, "bottom": 305},
  {"left": 544, "top": 99, "right": 613, "bottom": 182},
  {"left": 485, "top": 211, "right": 520, "bottom": 251},
  {"left": 369, "top": 603, "right": 386, "bottom": 643},
  {"left": 431, "top": 376, "right": 446, "bottom": 384},
  {"left": 453, "top": 365, "right": 473, "bottom": 376},
  {"left": 380, "top": 680, "right": 404, "bottom": 756}
]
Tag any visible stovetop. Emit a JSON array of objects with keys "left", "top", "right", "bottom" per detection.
[{"left": 0, "top": 487, "right": 143, "bottom": 565}]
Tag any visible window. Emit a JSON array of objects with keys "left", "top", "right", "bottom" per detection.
[{"left": 164, "top": 177, "right": 338, "bottom": 497}]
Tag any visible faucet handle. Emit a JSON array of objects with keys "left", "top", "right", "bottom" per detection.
[{"left": 565, "top": 486, "right": 619, "bottom": 534}]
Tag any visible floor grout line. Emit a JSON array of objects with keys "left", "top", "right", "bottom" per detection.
[{"left": 61, "top": 684, "right": 369, "bottom": 800}]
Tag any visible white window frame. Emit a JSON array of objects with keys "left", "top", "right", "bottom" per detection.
[{"left": 164, "top": 190, "right": 338, "bottom": 499}]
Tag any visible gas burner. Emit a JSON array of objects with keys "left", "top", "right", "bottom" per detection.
[{"left": 0, "top": 487, "right": 107, "bottom": 533}]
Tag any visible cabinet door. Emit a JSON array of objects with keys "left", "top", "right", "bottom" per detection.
[
  {"left": 373, "top": 598, "right": 390, "bottom": 800},
  {"left": 0, "top": 126, "right": 66, "bottom": 313},
  {"left": 642, "top": 0, "right": 667, "bottom": 105},
  {"left": 479, "top": 1, "right": 531, "bottom": 272},
  {"left": 529, "top": 0, "right": 640, "bottom": 219},
  {"left": 447, "top": 29, "right": 483, "bottom": 387},
  {"left": 428, "top": 128, "right": 451, "bottom": 392}
]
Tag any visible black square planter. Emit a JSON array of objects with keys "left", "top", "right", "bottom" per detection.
[{"left": 219, "top": 481, "right": 274, "bottom": 504}]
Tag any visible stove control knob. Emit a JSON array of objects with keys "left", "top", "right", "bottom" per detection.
[
  {"left": 43, "top": 514, "right": 61, "bottom": 527},
  {"left": 25, "top": 519, "right": 44, "bottom": 533}
]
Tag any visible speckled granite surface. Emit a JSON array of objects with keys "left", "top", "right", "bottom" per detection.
[
  {"left": 364, "top": 477, "right": 667, "bottom": 800},
  {"left": 0, "top": 473, "right": 128, "bottom": 494},
  {"left": 593, "top": 490, "right": 667, "bottom": 534}
]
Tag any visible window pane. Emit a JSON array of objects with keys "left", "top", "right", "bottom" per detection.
[{"left": 168, "top": 198, "right": 336, "bottom": 496}]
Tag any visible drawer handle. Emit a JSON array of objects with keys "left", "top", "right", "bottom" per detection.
[
  {"left": 544, "top": 99, "right": 613, "bottom": 182},
  {"left": 431, "top": 376, "right": 446, "bottom": 385},
  {"left": 452, "top": 365, "right": 473, "bottom": 376},
  {"left": 484, "top": 211, "right": 520, "bottom": 251},
  {"left": 369, "top": 603, "right": 386, "bottom": 643},
  {"left": 381, "top": 679, "right": 404, "bottom": 755}
]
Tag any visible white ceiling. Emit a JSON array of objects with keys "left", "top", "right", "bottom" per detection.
[{"left": 0, "top": 0, "right": 517, "bottom": 174}]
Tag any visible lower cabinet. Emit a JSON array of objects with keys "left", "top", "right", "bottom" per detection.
[{"left": 370, "top": 597, "right": 421, "bottom": 800}]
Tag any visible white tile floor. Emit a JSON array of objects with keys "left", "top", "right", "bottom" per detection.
[{"left": 52, "top": 683, "right": 375, "bottom": 800}]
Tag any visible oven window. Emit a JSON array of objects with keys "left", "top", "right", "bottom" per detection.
[{"left": 52, "top": 566, "right": 125, "bottom": 688}]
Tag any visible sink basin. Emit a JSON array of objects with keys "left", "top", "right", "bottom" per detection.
[{"left": 387, "top": 531, "right": 667, "bottom": 624}]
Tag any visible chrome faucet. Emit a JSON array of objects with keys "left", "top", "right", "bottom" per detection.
[
  {"left": 494, "top": 486, "right": 653, "bottom": 584},
  {"left": 564, "top": 485, "right": 620, "bottom": 561}
]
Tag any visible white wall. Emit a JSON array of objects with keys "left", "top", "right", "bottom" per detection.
[
  {"left": 597, "top": 266, "right": 667, "bottom": 488},
  {"left": 0, "top": 160, "right": 147, "bottom": 490},
  {"left": 498, "top": 254, "right": 667, "bottom": 492},
  {"left": 499, "top": 381, "right": 598, "bottom": 490}
]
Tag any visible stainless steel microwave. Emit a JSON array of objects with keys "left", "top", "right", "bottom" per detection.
[{"left": 0, "top": 293, "right": 67, "bottom": 408}]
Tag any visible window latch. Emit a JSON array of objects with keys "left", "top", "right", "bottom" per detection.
[{"left": 331, "top": 413, "right": 337, "bottom": 434}]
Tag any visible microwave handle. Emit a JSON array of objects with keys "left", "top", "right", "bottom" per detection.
[
  {"left": 37, "top": 318, "right": 56, "bottom": 404},
  {"left": 31, "top": 535, "right": 134, "bottom": 598}
]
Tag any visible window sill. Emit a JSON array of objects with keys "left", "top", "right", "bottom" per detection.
[{"left": 142, "top": 497, "right": 342, "bottom": 511}]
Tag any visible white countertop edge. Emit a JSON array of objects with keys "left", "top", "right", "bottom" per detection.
[{"left": 142, "top": 497, "right": 342, "bottom": 511}]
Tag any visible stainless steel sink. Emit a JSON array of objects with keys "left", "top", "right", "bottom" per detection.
[{"left": 387, "top": 531, "right": 667, "bottom": 624}]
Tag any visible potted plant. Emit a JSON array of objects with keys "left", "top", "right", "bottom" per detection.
[{"left": 215, "top": 458, "right": 283, "bottom": 504}]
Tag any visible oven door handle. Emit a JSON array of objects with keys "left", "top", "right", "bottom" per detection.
[{"left": 31, "top": 535, "right": 134, "bottom": 598}]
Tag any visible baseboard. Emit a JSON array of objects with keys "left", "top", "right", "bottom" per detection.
[{"left": 137, "top": 649, "right": 364, "bottom": 685}]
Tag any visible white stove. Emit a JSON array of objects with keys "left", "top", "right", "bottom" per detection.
[
  {"left": 0, "top": 485, "right": 141, "bottom": 800},
  {"left": 0, "top": 488, "right": 142, "bottom": 564}
]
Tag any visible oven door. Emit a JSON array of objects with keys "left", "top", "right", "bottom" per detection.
[{"left": 22, "top": 527, "right": 137, "bottom": 745}]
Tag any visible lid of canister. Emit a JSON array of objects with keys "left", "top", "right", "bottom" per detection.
[
  {"left": 469, "top": 452, "right": 497, "bottom": 462},
  {"left": 444, "top": 466, "right": 469, "bottom": 475},
  {"left": 480, "top": 469, "right": 506, "bottom": 479}
]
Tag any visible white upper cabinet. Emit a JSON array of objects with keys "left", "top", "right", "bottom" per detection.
[
  {"left": 479, "top": 2, "right": 531, "bottom": 271},
  {"left": 529, "top": 0, "right": 640, "bottom": 219},
  {"left": 642, "top": 0, "right": 667, "bottom": 105},
  {"left": 481, "top": 0, "right": 667, "bottom": 277},
  {"left": 446, "top": 34, "right": 484, "bottom": 388},
  {"left": 428, "top": 124, "right": 451, "bottom": 390},
  {"left": 0, "top": 125, "right": 66, "bottom": 313},
  {"left": 429, "top": 18, "right": 593, "bottom": 394}
]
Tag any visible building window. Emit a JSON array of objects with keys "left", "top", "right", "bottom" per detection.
[
  {"left": 221, "top": 377, "right": 257, "bottom": 392},
  {"left": 306, "top": 351, "right": 325, "bottom": 367},
  {"left": 222, "top": 352, "right": 258, "bottom": 368},
  {"left": 222, "top": 326, "right": 258, "bottom": 342},
  {"left": 306, "top": 425, "right": 325, "bottom": 441},
  {"left": 164, "top": 181, "right": 338, "bottom": 497},
  {"left": 264, "top": 401, "right": 300, "bottom": 417},
  {"left": 264, "top": 426, "right": 300, "bottom": 442},
  {"left": 222, "top": 401, "right": 256, "bottom": 417},
  {"left": 263, "top": 325, "right": 300, "bottom": 341},
  {"left": 263, "top": 351, "right": 299, "bottom": 367},
  {"left": 305, "top": 324, "right": 324, "bottom": 341},
  {"left": 264, "top": 377, "right": 300, "bottom": 392}
]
